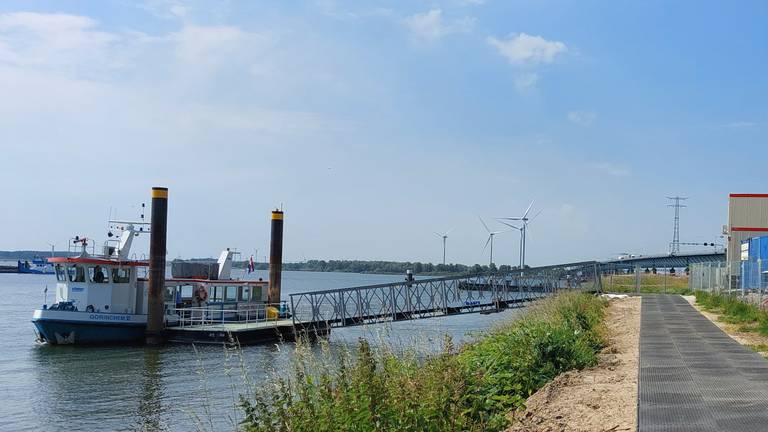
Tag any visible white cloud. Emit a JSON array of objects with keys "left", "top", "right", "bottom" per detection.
[
  {"left": 0, "top": 11, "right": 337, "bottom": 147},
  {"left": 457, "top": 0, "right": 486, "bottom": 5},
  {"left": 486, "top": 32, "right": 566, "bottom": 90},
  {"left": 487, "top": 33, "right": 567, "bottom": 66},
  {"left": 0, "top": 12, "right": 117, "bottom": 73},
  {"left": 592, "top": 162, "right": 630, "bottom": 177},
  {"left": 567, "top": 110, "right": 597, "bottom": 126},
  {"left": 404, "top": 9, "right": 474, "bottom": 42},
  {"left": 170, "top": 25, "right": 259, "bottom": 65}
]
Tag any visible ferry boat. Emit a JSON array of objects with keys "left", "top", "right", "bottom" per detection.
[
  {"left": 18, "top": 257, "right": 55, "bottom": 274},
  {"left": 32, "top": 222, "right": 285, "bottom": 345}
]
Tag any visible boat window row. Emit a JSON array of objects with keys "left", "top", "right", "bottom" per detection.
[
  {"left": 165, "top": 284, "right": 262, "bottom": 304},
  {"left": 55, "top": 264, "right": 132, "bottom": 284}
]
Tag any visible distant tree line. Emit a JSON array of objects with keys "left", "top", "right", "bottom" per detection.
[
  {"left": 234, "top": 260, "right": 527, "bottom": 275},
  {"left": 0, "top": 250, "right": 527, "bottom": 276},
  {"left": 0, "top": 250, "right": 65, "bottom": 260}
]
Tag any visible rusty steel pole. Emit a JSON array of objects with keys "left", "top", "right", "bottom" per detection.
[
  {"left": 146, "top": 187, "right": 168, "bottom": 345},
  {"left": 268, "top": 210, "right": 284, "bottom": 305}
]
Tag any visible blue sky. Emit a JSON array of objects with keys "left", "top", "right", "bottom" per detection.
[{"left": 0, "top": 0, "right": 765, "bottom": 265}]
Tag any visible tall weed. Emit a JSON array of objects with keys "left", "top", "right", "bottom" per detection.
[{"left": 239, "top": 292, "right": 607, "bottom": 432}]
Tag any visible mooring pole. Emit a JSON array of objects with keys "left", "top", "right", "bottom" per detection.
[
  {"left": 146, "top": 187, "right": 168, "bottom": 346},
  {"left": 268, "top": 210, "right": 284, "bottom": 305}
]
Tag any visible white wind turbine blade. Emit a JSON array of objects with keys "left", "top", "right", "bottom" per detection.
[
  {"left": 497, "top": 220, "right": 521, "bottom": 230},
  {"left": 445, "top": 227, "right": 455, "bottom": 235},
  {"left": 523, "top": 200, "right": 535, "bottom": 219},
  {"left": 528, "top": 209, "right": 543, "bottom": 223},
  {"left": 478, "top": 216, "right": 491, "bottom": 233},
  {"left": 482, "top": 235, "right": 491, "bottom": 254},
  {"left": 434, "top": 231, "right": 444, "bottom": 238}
]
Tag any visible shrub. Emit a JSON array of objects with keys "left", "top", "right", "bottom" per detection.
[
  {"left": 239, "top": 292, "right": 607, "bottom": 432},
  {"left": 695, "top": 291, "right": 768, "bottom": 333}
]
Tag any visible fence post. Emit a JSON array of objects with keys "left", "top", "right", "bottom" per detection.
[
  {"left": 390, "top": 285, "right": 397, "bottom": 321},
  {"left": 593, "top": 263, "right": 600, "bottom": 293},
  {"left": 635, "top": 264, "right": 641, "bottom": 294},
  {"left": 609, "top": 268, "right": 613, "bottom": 292},
  {"left": 664, "top": 269, "right": 667, "bottom": 294},
  {"left": 757, "top": 258, "right": 763, "bottom": 307},
  {"left": 741, "top": 261, "right": 745, "bottom": 299}
]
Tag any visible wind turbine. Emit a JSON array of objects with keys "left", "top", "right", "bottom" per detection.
[
  {"left": 497, "top": 221, "right": 524, "bottom": 268},
  {"left": 498, "top": 201, "right": 541, "bottom": 270},
  {"left": 479, "top": 217, "right": 505, "bottom": 267},
  {"left": 433, "top": 228, "right": 453, "bottom": 265}
]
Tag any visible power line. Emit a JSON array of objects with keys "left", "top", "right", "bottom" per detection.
[{"left": 667, "top": 196, "right": 688, "bottom": 254}]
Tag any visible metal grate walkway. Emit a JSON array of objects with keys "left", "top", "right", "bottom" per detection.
[{"left": 639, "top": 295, "right": 768, "bottom": 432}]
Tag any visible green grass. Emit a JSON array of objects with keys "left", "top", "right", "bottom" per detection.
[
  {"left": 695, "top": 291, "right": 768, "bottom": 335},
  {"left": 748, "top": 344, "right": 768, "bottom": 353},
  {"left": 603, "top": 274, "right": 691, "bottom": 295},
  {"left": 238, "top": 292, "right": 607, "bottom": 432}
]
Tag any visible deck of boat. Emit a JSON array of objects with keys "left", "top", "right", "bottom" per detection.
[{"left": 164, "top": 319, "right": 329, "bottom": 345}]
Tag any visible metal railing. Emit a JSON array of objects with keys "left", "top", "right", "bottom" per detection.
[
  {"left": 166, "top": 301, "right": 289, "bottom": 329},
  {"left": 289, "top": 265, "right": 600, "bottom": 329}
]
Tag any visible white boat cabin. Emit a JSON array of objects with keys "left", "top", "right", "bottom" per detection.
[{"left": 50, "top": 256, "right": 269, "bottom": 316}]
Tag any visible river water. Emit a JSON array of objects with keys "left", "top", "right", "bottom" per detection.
[{"left": 0, "top": 270, "right": 526, "bottom": 431}]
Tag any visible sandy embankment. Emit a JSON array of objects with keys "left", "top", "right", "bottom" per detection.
[{"left": 507, "top": 296, "right": 640, "bottom": 432}]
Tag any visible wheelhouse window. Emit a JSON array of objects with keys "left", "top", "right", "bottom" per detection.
[
  {"left": 55, "top": 265, "right": 66, "bottom": 282},
  {"left": 225, "top": 286, "right": 238, "bottom": 301},
  {"left": 252, "top": 286, "right": 263, "bottom": 302},
  {"left": 89, "top": 266, "right": 109, "bottom": 283},
  {"left": 112, "top": 268, "right": 131, "bottom": 283},
  {"left": 212, "top": 286, "right": 224, "bottom": 302},
  {"left": 240, "top": 286, "right": 251, "bottom": 302},
  {"left": 68, "top": 265, "right": 85, "bottom": 282},
  {"left": 180, "top": 285, "right": 193, "bottom": 300}
]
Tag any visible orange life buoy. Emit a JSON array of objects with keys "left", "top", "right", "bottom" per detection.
[{"left": 196, "top": 286, "right": 208, "bottom": 302}]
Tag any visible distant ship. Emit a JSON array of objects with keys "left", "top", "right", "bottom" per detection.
[{"left": 17, "top": 257, "right": 54, "bottom": 275}]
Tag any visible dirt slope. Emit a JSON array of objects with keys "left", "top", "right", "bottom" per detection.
[{"left": 506, "top": 296, "right": 640, "bottom": 432}]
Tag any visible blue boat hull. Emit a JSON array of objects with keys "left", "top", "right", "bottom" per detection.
[{"left": 33, "top": 319, "right": 146, "bottom": 345}]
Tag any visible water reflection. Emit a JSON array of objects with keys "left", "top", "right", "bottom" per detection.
[
  {"left": 135, "top": 348, "right": 165, "bottom": 431},
  {"left": 32, "top": 345, "right": 150, "bottom": 431}
]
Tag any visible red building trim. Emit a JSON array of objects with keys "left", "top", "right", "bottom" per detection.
[
  {"left": 48, "top": 257, "right": 148, "bottom": 267},
  {"left": 732, "top": 227, "right": 768, "bottom": 232},
  {"left": 729, "top": 194, "right": 768, "bottom": 198}
]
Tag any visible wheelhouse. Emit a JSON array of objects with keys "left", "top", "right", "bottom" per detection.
[{"left": 49, "top": 257, "right": 146, "bottom": 314}]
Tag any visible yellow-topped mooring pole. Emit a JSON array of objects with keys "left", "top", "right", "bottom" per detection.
[
  {"left": 146, "top": 186, "right": 168, "bottom": 345},
  {"left": 268, "top": 210, "right": 284, "bottom": 305}
]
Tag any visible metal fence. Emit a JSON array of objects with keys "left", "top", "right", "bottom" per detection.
[
  {"left": 689, "top": 260, "right": 768, "bottom": 308},
  {"left": 688, "top": 261, "right": 730, "bottom": 294},
  {"left": 289, "top": 264, "right": 601, "bottom": 329}
]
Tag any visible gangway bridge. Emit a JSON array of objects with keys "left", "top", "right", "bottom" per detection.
[
  {"left": 166, "top": 252, "right": 724, "bottom": 344},
  {"left": 289, "top": 262, "right": 601, "bottom": 331}
]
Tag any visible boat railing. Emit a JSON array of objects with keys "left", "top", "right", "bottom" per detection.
[{"left": 166, "top": 302, "right": 289, "bottom": 329}]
